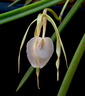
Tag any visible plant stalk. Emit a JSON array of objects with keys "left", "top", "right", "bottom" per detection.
[{"left": 59, "top": 0, "right": 70, "bottom": 19}]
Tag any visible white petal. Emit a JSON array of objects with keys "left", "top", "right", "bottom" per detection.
[{"left": 26, "top": 37, "right": 54, "bottom": 68}]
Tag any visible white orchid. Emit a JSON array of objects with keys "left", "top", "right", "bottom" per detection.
[{"left": 18, "top": 8, "right": 68, "bottom": 89}]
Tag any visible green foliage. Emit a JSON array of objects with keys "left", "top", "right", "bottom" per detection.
[
  {"left": 0, "top": 0, "right": 64, "bottom": 24},
  {"left": 57, "top": 33, "right": 85, "bottom": 96}
]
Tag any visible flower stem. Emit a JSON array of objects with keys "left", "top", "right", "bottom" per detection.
[
  {"left": 59, "top": 0, "right": 70, "bottom": 19},
  {"left": 51, "top": 0, "right": 84, "bottom": 42}
]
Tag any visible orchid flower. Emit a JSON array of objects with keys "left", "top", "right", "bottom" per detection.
[{"left": 18, "top": 8, "right": 68, "bottom": 89}]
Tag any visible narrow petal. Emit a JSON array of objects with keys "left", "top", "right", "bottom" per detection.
[
  {"left": 56, "top": 58, "right": 60, "bottom": 81},
  {"left": 34, "top": 14, "right": 43, "bottom": 37},
  {"left": 56, "top": 36, "right": 61, "bottom": 81},
  {"left": 36, "top": 68, "right": 40, "bottom": 89},
  {"left": 18, "top": 19, "right": 37, "bottom": 73},
  {"left": 46, "top": 14, "right": 68, "bottom": 68}
]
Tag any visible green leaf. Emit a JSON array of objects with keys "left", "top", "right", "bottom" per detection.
[
  {"left": 0, "top": 0, "right": 64, "bottom": 24},
  {"left": 8, "top": 0, "right": 21, "bottom": 7},
  {"left": 57, "top": 33, "right": 85, "bottom": 96},
  {"left": 16, "top": 66, "right": 35, "bottom": 92},
  {"left": 24, "top": 0, "right": 32, "bottom": 6}
]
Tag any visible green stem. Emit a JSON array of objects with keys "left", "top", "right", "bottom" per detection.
[
  {"left": 0, "top": 0, "right": 64, "bottom": 24},
  {"left": 46, "top": 8, "right": 61, "bottom": 21},
  {"left": 51, "top": 0, "right": 84, "bottom": 42},
  {"left": 59, "top": 0, "right": 70, "bottom": 19},
  {"left": 57, "top": 34, "right": 85, "bottom": 96}
]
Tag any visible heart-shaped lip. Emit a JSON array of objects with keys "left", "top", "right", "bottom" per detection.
[{"left": 26, "top": 37, "right": 54, "bottom": 68}]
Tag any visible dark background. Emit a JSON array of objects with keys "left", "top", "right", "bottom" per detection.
[{"left": 0, "top": 2, "right": 85, "bottom": 96}]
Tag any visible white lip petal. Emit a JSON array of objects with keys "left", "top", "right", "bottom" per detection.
[{"left": 26, "top": 37, "right": 54, "bottom": 68}]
